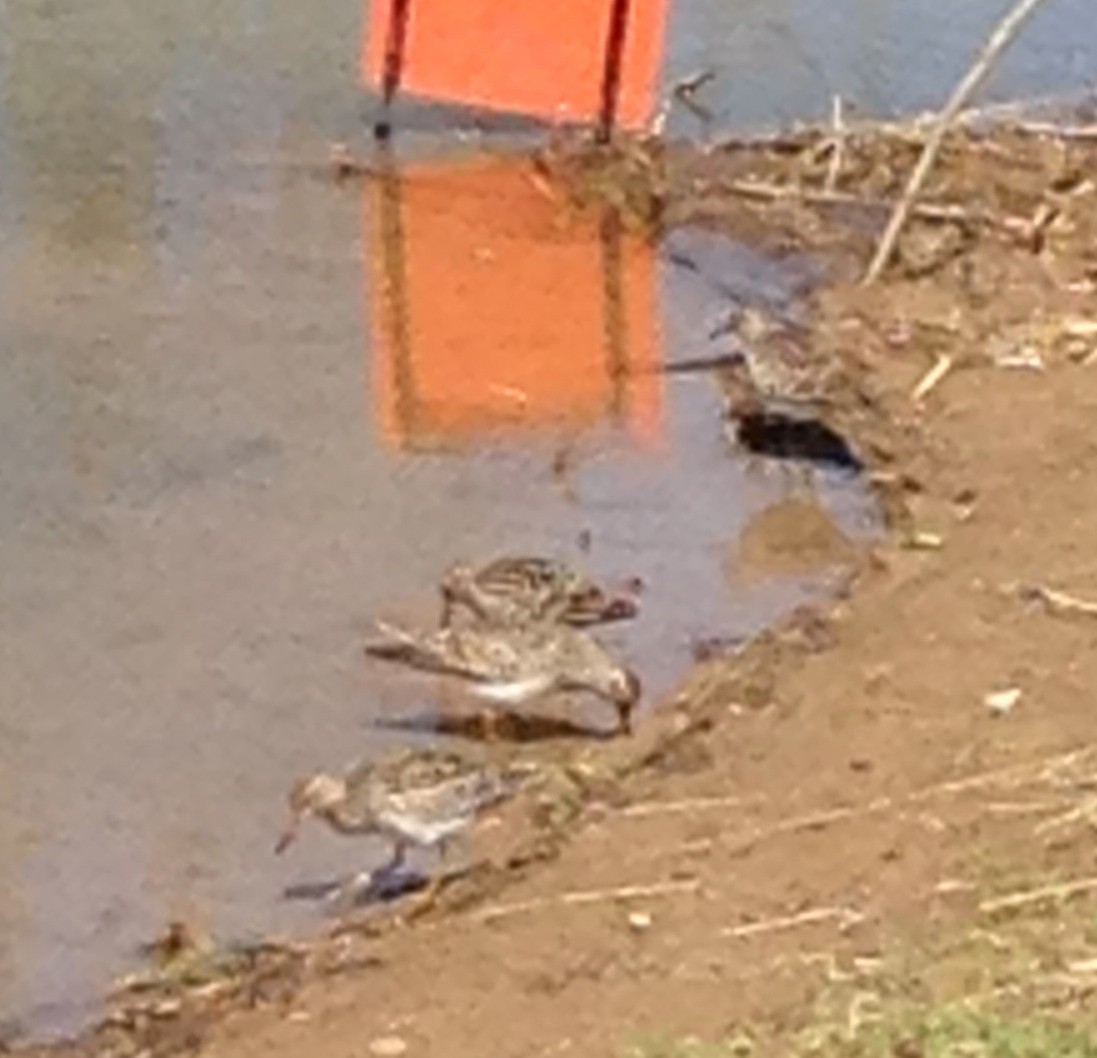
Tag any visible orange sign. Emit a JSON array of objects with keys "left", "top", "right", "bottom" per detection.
[
  {"left": 366, "top": 154, "right": 664, "bottom": 449},
  {"left": 363, "top": 0, "right": 668, "bottom": 130}
]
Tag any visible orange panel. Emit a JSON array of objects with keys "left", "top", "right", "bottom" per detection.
[
  {"left": 363, "top": 0, "right": 668, "bottom": 129},
  {"left": 365, "top": 155, "right": 663, "bottom": 449}
]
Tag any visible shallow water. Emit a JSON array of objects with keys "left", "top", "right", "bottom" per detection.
[
  {"left": 0, "top": 0, "right": 1091, "bottom": 1041},
  {"left": 661, "top": 0, "right": 1095, "bottom": 133}
]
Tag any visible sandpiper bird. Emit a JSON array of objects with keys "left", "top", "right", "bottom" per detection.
[
  {"left": 720, "top": 305, "right": 829, "bottom": 418},
  {"left": 440, "top": 555, "right": 639, "bottom": 629},
  {"left": 717, "top": 306, "right": 861, "bottom": 472},
  {"left": 364, "top": 619, "right": 641, "bottom": 734},
  {"left": 275, "top": 747, "right": 523, "bottom": 910}
]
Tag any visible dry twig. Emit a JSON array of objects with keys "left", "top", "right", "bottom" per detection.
[
  {"left": 1034, "top": 793, "right": 1097, "bottom": 837},
  {"left": 1018, "top": 583, "right": 1097, "bottom": 618},
  {"left": 911, "top": 354, "right": 955, "bottom": 402},
  {"left": 726, "top": 178, "right": 983, "bottom": 225},
  {"left": 620, "top": 794, "right": 756, "bottom": 818},
  {"left": 980, "top": 876, "right": 1097, "bottom": 915},
  {"left": 912, "top": 745, "right": 1097, "bottom": 800},
  {"left": 984, "top": 798, "right": 1075, "bottom": 816},
  {"left": 823, "top": 95, "right": 847, "bottom": 192},
  {"left": 722, "top": 906, "right": 864, "bottom": 940},
  {"left": 648, "top": 68, "right": 715, "bottom": 137},
  {"left": 1008, "top": 121, "right": 1097, "bottom": 141},
  {"left": 863, "top": 0, "right": 1054, "bottom": 284},
  {"left": 720, "top": 799, "right": 894, "bottom": 859},
  {"left": 472, "top": 878, "right": 700, "bottom": 924}
]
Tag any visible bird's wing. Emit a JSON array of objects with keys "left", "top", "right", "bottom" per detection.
[
  {"left": 478, "top": 556, "right": 559, "bottom": 586},
  {"left": 364, "top": 621, "right": 489, "bottom": 681},
  {"left": 378, "top": 768, "right": 514, "bottom": 831},
  {"left": 445, "top": 628, "right": 532, "bottom": 682}
]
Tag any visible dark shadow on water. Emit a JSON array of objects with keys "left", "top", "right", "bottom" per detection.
[
  {"left": 370, "top": 710, "right": 619, "bottom": 744},
  {"left": 659, "top": 352, "right": 745, "bottom": 375},
  {"left": 283, "top": 870, "right": 428, "bottom": 908},
  {"left": 363, "top": 94, "right": 554, "bottom": 138},
  {"left": 731, "top": 412, "right": 863, "bottom": 473}
]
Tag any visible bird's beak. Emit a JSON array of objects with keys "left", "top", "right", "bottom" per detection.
[
  {"left": 616, "top": 699, "right": 634, "bottom": 736},
  {"left": 615, "top": 670, "right": 642, "bottom": 735},
  {"left": 439, "top": 588, "right": 454, "bottom": 628},
  {"left": 274, "top": 814, "right": 301, "bottom": 855}
]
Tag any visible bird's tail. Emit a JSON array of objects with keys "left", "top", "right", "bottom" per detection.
[
  {"left": 363, "top": 620, "right": 457, "bottom": 676},
  {"left": 469, "top": 763, "right": 528, "bottom": 812},
  {"left": 463, "top": 761, "right": 537, "bottom": 813}
]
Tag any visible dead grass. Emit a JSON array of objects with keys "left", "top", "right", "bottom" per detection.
[{"left": 630, "top": 865, "right": 1097, "bottom": 1058}]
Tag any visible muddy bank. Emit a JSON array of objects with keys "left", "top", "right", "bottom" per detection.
[{"left": 18, "top": 107, "right": 1097, "bottom": 1057}]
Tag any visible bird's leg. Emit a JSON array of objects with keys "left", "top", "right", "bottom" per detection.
[
  {"left": 437, "top": 834, "right": 475, "bottom": 881},
  {"left": 435, "top": 836, "right": 451, "bottom": 879},
  {"left": 616, "top": 699, "right": 634, "bottom": 736},
  {"left": 377, "top": 839, "right": 407, "bottom": 878},
  {"left": 403, "top": 840, "right": 450, "bottom": 921},
  {"left": 402, "top": 873, "right": 444, "bottom": 920},
  {"left": 479, "top": 706, "right": 503, "bottom": 743},
  {"left": 327, "top": 842, "right": 409, "bottom": 915}
]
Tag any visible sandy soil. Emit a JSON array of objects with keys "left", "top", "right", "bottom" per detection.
[{"left": 21, "top": 115, "right": 1097, "bottom": 1058}]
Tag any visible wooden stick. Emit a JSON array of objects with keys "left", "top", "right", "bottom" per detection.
[
  {"left": 1019, "top": 583, "right": 1097, "bottom": 618},
  {"left": 1034, "top": 793, "right": 1097, "bottom": 836},
  {"left": 1000, "top": 121, "right": 1097, "bottom": 141},
  {"left": 374, "top": 0, "right": 413, "bottom": 140},
  {"left": 597, "top": 0, "right": 632, "bottom": 143},
  {"left": 725, "top": 178, "right": 984, "bottom": 225},
  {"left": 912, "top": 745, "right": 1097, "bottom": 799},
  {"left": 620, "top": 794, "right": 756, "bottom": 818},
  {"left": 984, "top": 798, "right": 1074, "bottom": 816},
  {"left": 472, "top": 878, "right": 700, "bottom": 924},
  {"left": 911, "top": 354, "right": 955, "bottom": 403},
  {"left": 722, "top": 906, "right": 864, "bottom": 940},
  {"left": 824, "top": 95, "right": 846, "bottom": 192},
  {"left": 722, "top": 799, "right": 894, "bottom": 858},
  {"left": 980, "top": 876, "right": 1097, "bottom": 915},
  {"left": 862, "top": 0, "right": 1054, "bottom": 284},
  {"left": 955, "top": 87, "right": 1091, "bottom": 127}
]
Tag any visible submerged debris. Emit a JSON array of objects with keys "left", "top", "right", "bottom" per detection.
[{"left": 114, "top": 920, "right": 301, "bottom": 1005}]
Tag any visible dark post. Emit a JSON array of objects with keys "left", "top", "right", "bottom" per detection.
[
  {"left": 596, "top": 0, "right": 632, "bottom": 143},
  {"left": 375, "top": 0, "right": 413, "bottom": 140}
]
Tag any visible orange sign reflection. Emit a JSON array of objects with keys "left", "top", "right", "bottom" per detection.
[
  {"left": 366, "top": 154, "right": 664, "bottom": 450},
  {"left": 364, "top": 0, "right": 667, "bottom": 129}
]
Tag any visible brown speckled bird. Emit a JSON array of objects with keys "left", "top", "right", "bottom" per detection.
[
  {"left": 364, "top": 619, "right": 641, "bottom": 735},
  {"left": 440, "top": 556, "right": 639, "bottom": 629}
]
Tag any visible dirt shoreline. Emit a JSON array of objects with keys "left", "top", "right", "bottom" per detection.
[{"left": 19, "top": 113, "right": 1097, "bottom": 1057}]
